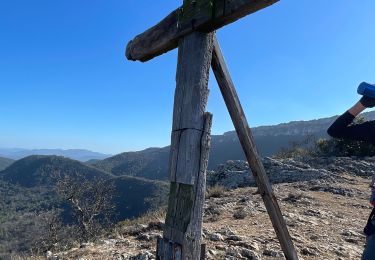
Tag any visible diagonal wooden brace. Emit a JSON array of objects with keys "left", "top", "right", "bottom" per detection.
[{"left": 211, "top": 35, "right": 299, "bottom": 260}]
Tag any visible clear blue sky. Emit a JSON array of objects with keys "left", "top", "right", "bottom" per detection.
[{"left": 1, "top": 0, "right": 374, "bottom": 154}]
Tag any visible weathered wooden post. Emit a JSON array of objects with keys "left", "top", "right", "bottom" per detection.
[
  {"left": 156, "top": 31, "right": 214, "bottom": 259},
  {"left": 126, "top": 1, "right": 299, "bottom": 259}
]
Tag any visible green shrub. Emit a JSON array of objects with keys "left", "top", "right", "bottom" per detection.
[
  {"left": 314, "top": 138, "right": 375, "bottom": 157},
  {"left": 276, "top": 118, "right": 375, "bottom": 159},
  {"left": 275, "top": 135, "right": 317, "bottom": 159}
]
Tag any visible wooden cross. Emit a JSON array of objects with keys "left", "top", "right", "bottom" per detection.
[{"left": 126, "top": 1, "right": 299, "bottom": 259}]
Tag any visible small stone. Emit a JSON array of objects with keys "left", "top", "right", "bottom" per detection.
[
  {"left": 217, "top": 228, "right": 236, "bottom": 236},
  {"left": 216, "top": 245, "right": 226, "bottom": 251},
  {"left": 113, "top": 253, "right": 124, "bottom": 260},
  {"left": 226, "top": 246, "right": 243, "bottom": 258},
  {"left": 240, "top": 197, "right": 248, "bottom": 203},
  {"left": 304, "top": 209, "right": 321, "bottom": 217},
  {"left": 241, "top": 248, "right": 260, "bottom": 259},
  {"left": 129, "top": 251, "right": 155, "bottom": 260},
  {"left": 301, "top": 248, "right": 317, "bottom": 256},
  {"left": 263, "top": 249, "right": 282, "bottom": 257},
  {"left": 334, "top": 246, "right": 350, "bottom": 257},
  {"left": 233, "top": 209, "right": 247, "bottom": 219},
  {"left": 46, "top": 251, "right": 57, "bottom": 260},
  {"left": 226, "top": 235, "right": 243, "bottom": 241},
  {"left": 208, "top": 249, "right": 218, "bottom": 256},
  {"left": 247, "top": 242, "right": 260, "bottom": 251},
  {"left": 344, "top": 237, "right": 358, "bottom": 244},
  {"left": 341, "top": 229, "right": 361, "bottom": 237},
  {"left": 137, "top": 233, "right": 151, "bottom": 241},
  {"left": 79, "top": 242, "right": 92, "bottom": 248},
  {"left": 210, "top": 233, "right": 224, "bottom": 241}
]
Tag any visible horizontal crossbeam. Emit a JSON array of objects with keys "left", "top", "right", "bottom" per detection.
[{"left": 126, "top": 0, "right": 278, "bottom": 62}]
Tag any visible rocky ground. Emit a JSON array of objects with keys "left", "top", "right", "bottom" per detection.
[{"left": 48, "top": 156, "right": 375, "bottom": 259}]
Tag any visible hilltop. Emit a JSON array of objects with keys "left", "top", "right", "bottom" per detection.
[
  {"left": 0, "top": 155, "right": 112, "bottom": 187},
  {"left": 93, "top": 147, "right": 170, "bottom": 180},
  {"left": 49, "top": 156, "right": 374, "bottom": 259}
]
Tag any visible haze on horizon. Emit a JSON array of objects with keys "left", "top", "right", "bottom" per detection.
[{"left": 1, "top": 0, "right": 374, "bottom": 154}]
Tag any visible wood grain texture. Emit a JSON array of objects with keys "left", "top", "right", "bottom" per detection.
[
  {"left": 156, "top": 238, "right": 182, "bottom": 260},
  {"left": 169, "top": 129, "right": 202, "bottom": 185},
  {"left": 159, "top": 113, "right": 212, "bottom": 259},
  {"left": 125, "top": 11, "right": 180, "bottom": 62},
  {"left": 168, "top": 31, "right": 213, "bottom": 186},
  {"left": 164, "top": 182, "right": 194, "bottom": 244},
  {"left": 172, "top": 32, "right": 213, "bottom": 131},
  {"left": 211, "top": 35, "right": 299, "bottom": 260},
  {"left": 182, "top": 113, "right": 212, "bottom": 260},
  {"left": 156, "top": 237, "right": 164, "bottom": 260},
  {"left": 158, "top": 31, "right": 213, "bottom": 259},
  {"left": 157, "top": 238, "right": 167, "bottom": 260},
  {"left": 200, "top": 244, "right": 206, "bottom": 260},
  {"left": 126, "top": 0, "right": 279, "bottom": 62}
]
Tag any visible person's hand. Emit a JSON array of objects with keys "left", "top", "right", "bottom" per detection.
[{"left": 360, "top": 96, "right": 375, "bottom": 108}]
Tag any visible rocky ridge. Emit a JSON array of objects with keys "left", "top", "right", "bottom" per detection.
[{"left": 48, "top": 156, "right": 374, "bottom": 259}]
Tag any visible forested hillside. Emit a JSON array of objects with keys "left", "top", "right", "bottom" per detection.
[
  {"left": 0, "top": 157, "right": 14, "bottom": 171},
  {"left": 0, "top": 156, "right": 168, "bottom": 256}
]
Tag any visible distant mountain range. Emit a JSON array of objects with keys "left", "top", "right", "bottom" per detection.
[
  {"left": 93, "top": 110, "right": 375, "bottom": 180},
  {"left": 3, "top": 111, "right": 375, "bottom": 180},
  {"left": 0, "top": 148, "right": 112, "bottom": 162}
]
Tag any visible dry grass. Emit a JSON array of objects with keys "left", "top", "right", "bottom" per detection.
[
  {"left": 118, "top": 207, "right": 166, "bottom": 228},
  {"left": 206, "top": 185, "right": 227, "bottom": 198},
  {"left": 233, "top": 208, "right": 247, "bottom": 219}
]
